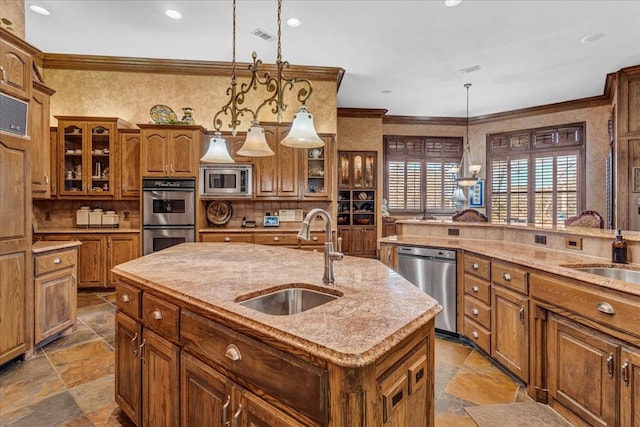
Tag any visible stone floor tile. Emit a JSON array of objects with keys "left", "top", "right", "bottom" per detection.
[
  {"left": 435, "top": 337, "right": 473, "bottom": 368},
  {"left": 47, "top": 340, "right": 114, "bottom": 389},
  {"left": 40, "top": 323, "right": 98, "bottom": 354},
  {"left": 0, "top": 391, "right": 83, "bottom": 427},
  {"left": 444, "top": 361, "right": 519, "bottom": 406},
  {"left": 68, "top": 374, "right": 115, "bottom": 415},
  {"left": 434, "top": 411, "right": 478, "bottom": 427},
  {"left": 96, "top": 292, "right": 117, "bottom": 305},
  {"left": 86, "top": 404, "right": 136, "bottom": 427},
  {"left": 76, "top": 292, "right": 106, "bottom": 309},
  {"left": 77, "top": 303, "right": 115, "bottom": 339},
  {"left": 434, "top": 390, "right": 477, "bottom": 416},
  {"left": 0, "top": 356, "right": 66, "bottom": 416}
]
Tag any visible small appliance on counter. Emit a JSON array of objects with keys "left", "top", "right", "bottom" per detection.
[{"left": 263, "top": 215, "right": 280, "bottom": 227}]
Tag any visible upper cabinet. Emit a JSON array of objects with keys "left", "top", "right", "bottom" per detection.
[
  {"left": 338, "top": 151, "right": 376, "bottom": 189},
  {"left": 30, "top": 81, "right": 55, "bottom": 199},
  {"left": 119, "top": 129, "right": 141, "bottom": 199},
  {"left": 253, "top": 126, "right": 299, "bottom": 199},
  {"left": 139, "top": 124, "right": 206, "bottom": 178},
  {"left": 0, "top": 36, "right": 32, "bottom": 101},
  {"left": 302, "top": 135, "right": 334, "bottom": 199},
  {"left": 55, "top": 116, "right": 131, "bottom": 198}
]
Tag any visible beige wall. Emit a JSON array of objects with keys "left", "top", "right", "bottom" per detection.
[
  {"left": 0, "top": 0, "right": 25, "bottom": 39},
  {"left": 43, "top": 69, "right": 338, "bottom": 134}
]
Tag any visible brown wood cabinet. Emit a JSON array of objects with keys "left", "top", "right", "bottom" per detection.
[
  {"left": 462, "top": 253, "right": 492, "bottom": 354},
  {"left": 30, "top": 81, "right": 55, "bottom": 199},
  {"left": 40, "top": 233, "right": 140, "bottom": 288},
  {"left": 0, "top": 34, "right": 32, "bottom": 100},
  {"left": 119, "top": 129, "right": 141, "bottom": 199},
  {"left": 302, "top": 136, "right": 334, "bottom": 200},
  {"left": 253, "top": 126, "right": 299, "bottom": 199},
  {"left": 379, "top": 242, "right": 397, "bottom": 270},
  {"left": 33, "top": 246, "right": 78, "bottom": 345},
  {"left": 620, "top": 346, "right": 640, "bottom": 427},
  {"left": 140, "top": 124, "right": 205, "bottom": 178},
  {"left": 200, "top": 231, "right": 325, "bottom": 250},
  {"left": 55, "top": 117, "right": 132, "bottom": 198}
]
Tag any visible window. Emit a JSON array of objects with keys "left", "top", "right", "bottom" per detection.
[
  {"left": 384, "top": 136, "right": 462, "bottom": 214},
  {"left": 487, "top": 123, "right": 584, "bottom": 226}
]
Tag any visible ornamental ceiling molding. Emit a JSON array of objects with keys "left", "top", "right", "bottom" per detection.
[{"left": 42, "top": 53, "right": 345, "bottom": 87}]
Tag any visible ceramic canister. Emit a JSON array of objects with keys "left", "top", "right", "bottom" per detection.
[{"left": 76, "top": 206, "right": 90, "bottom": 227}]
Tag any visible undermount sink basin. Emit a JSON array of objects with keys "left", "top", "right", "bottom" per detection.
[
  {"left": 572, "top": 266, "right": 640, "bottom": 285},
  {"left": 237, "top": 287, "right": 340, "bottom": 315}
]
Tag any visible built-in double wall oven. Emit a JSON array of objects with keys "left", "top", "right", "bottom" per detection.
[{"left": 142, "top": 178, "right": 195, "bottom": 255}]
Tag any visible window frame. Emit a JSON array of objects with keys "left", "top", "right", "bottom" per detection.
[
  {"left": 486, "top": 122, "right": 586, "bottom": 226},
  {"left": 383, "top": 135, "right": 463, "bottom": 215}
]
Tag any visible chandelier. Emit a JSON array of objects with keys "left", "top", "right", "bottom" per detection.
[
  {"left": 209, "top": 0, "right": 324, "bottom": 159},
  {"left": 454, "top": 83, "right": 481, "bottom": 187}
]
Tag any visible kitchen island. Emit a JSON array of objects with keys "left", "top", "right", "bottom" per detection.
[{"left": 112, "top": 242, "right": 441, "bottom": 427}]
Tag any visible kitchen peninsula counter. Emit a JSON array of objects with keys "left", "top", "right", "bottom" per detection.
[{"left": 112, "top": 242, "right": 440, "bottom": 426}]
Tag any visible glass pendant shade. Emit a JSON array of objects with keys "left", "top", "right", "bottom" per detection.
[
  {"left": 200, "top": 133, "right": 235, "bottom": 163},
  {"left": 452, "top": 187, "right": 467, "bottom": 202},
  {"left": 468, "top": 163, "right": 482, "bottom": 175},
  {"left": 237, "top": 123, "right": 275, "bottom": 157},
  {"left": 457, "top": 175, "right": 479, "bottom": 187},
  {"left": 280, "top": 105, "right": 324, "bottom": 148}
]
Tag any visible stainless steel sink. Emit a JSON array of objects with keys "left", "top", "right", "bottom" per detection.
[
  {"left": 573, "top": 266, "right": 640, "bottom": 285},
  {"left": 238, "top": 287, "right": 340, "bottom": 315}
]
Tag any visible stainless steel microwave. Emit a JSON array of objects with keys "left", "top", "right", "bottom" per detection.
[{"left": 199, "top": 164, "right": 252, "bottom": 198}]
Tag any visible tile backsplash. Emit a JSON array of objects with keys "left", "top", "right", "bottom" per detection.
[{"left": 32, "top": 200, "right": 140, "bottom": 229}]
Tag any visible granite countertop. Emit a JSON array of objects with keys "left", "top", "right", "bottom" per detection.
[
  {"left": 380, "top": 235, "right": 640, "bottom": 297},
  {"left": 35, "top": 228, "right": 140, "bottom": 234},
  {"left": 32, "top": 240, "right": 82, "bottom": 253},
  {"left": 113, "top": 242, "right": 441, "bottom": 367}
]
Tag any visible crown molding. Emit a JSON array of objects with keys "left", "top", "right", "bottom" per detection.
[
  {"left": 383, "top": 116, "right": 466, "bottom": 126},
  {"left": 338, "top": 108, "right": 388, "bottom": 118},
  {"left": 42, "top": 53, "right": 345, "bottom": 87}
]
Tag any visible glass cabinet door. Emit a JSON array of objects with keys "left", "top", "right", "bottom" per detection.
[
  {"left": 338, "top": 153, "right": 350, "bottom": 188},
  {"left": 87, "top": 123, "right": 114, "bottom": 195},
  {"left": 304, "top": 144, "right": 328, "bottom": 198},
  {"left": 61, "top": 123, "right": 85, "bottom": 194}
]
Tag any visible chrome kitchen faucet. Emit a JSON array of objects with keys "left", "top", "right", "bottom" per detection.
[{"left": 298, "top": 208, "right": 344, "bottom": 284}]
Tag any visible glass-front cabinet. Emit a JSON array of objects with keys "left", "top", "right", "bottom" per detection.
[
  {"left": 302, "top": 135, "right": 333, "bottom": 199},
  {"left": 56, "top": 117, "right": 125, "bottom": 197}
]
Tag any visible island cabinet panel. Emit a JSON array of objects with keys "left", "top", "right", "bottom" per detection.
[
  {"left": 180, "top": 309, "right": 328, "bottom": 426},
  {"left": 115, "top": 312, "right": 142, "bottom": 426},
  {"left": 379, "top": 243, "right": 397, "bottom": 270},
  {"left": 547, "top": 313, "right": 617, "bottom": 427},
  {"left": 181, "top": 352, "right": 231, "bottom": 427},
  {"left": 620, "top": 346, "right": 640, "bottom": 427}
]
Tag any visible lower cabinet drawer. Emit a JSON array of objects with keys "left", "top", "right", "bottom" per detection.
[
  {"left": 464, "top": 317, "right": 491, "bottom": 354},
  {"left": 142, "top": 293, "right": 180, "bottom": 341},
  {"left": 463, "top": 294, "right": 491, "bottom": 329},
  {"left": 254, "top": 233, "right": 300, "bottom": 246},
  {"left": 180, "top": 310, "right": 328, "bottom": 425},
  {"left": 201, "top": 233, "right": 254, "bottom": 243},
  {"left": 464, "top": 274, "right": 491, "bottom": 305},
  {"left": 116, "top": 281, "right": 142, "bottom": 319},
  {"left": 35, "top": 249, "right": 77, "bottom": 275}
]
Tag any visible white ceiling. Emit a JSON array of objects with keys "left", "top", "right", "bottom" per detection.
[{"left": 25, "top": 0, "right": 640, "bottom": 118}]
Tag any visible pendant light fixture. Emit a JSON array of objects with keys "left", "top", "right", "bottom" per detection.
[
  {"left": 456, "top": 83, "right": 481, "bottom": 187},
  {"left": 201, "top": 132, "right": 236, "bottom": 163}
]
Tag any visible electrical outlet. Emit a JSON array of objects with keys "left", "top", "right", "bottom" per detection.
[
  {"left": 448, "top": 228, "right": 460, "bottom": 236},
  {"left": 534, "top": 235, "right": 547, "bottom": 245},
  {"left": 123, "top": 211, "right": 130, "bottom": 220},
  {"left": 45, "top": 211, "right": 51, "bottom": 221},
  {"left": 565, "top": 237, "right": 583, "bottom": 250}
]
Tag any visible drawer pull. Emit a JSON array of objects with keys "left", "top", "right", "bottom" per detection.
[
  {"left": 607, "top": 353, "right": 614, "bottom": 378},
  {"left": 225, "top": 344, "right": 242, "bottom": 361},
  {"left": 502, "top": 272, "right": 512, "bottom": 281},
  {"left": 471, "top": 307, "right": 479, "bottom": 316},
  {"left": 130, "top": 332, "right": 138, "bottom": 355},
  {"left": 53, "top": 257, "right": 62, "bottom": 264},
  {"left": 152, "top": 309, "right": 163, "bottom": 320},
  {"left": 471, "top": 285, "right": 479, "bottom": 292},
  {"left": 224, "top": 237, "right": 231, "bottom": 242},
  {"left": 519, "top": 307, "right": 525, "bottom": 323},
  {"left": 596, "top": 302, "right": 615, "bottom": 315},
  {"left": 471, "top": 262, "right": 479, "bottom": 270},
  {"left": 121, "top": 293, "right": 131, "bottom": 303},
  {"left": 622, "top": 360, "right": 630, "bottom": 386},
  {"left": 273, "top": 237, "right": 280, "bottom": 242},
  {"left": 312, "top": 236, "right": 318, "bottom": 241},
  {"left": 471, "top": 331, "right": 479, "bottom": 339},
  {"left": 391, "top": 389, "right": 404, "bottom": 407},
  {"left": 139, "top": 338, "right": 146, "bottom": 361}
]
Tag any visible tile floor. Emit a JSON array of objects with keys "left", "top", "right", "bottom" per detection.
[{"left": 1, "top": 291, "right": 530, "bottom": 426}]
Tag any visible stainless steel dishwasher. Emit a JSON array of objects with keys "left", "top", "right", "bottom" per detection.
[{"left": 396, "top": 246, "right": 457, "bottom": 334}]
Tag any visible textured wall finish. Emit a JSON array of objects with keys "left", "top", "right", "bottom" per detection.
[{"left": 0, "top": 0, "right": 25, "bottom": 39}]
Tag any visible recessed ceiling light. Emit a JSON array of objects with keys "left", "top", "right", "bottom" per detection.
[
  {"left": 444, "top": 0, "right": 462, "bottom": 7},
  {"left": 165, "top": 9, "right": 182, "bottom": 20},
  {"left": 287, "top": 18, "right": 301, "bottom": 27},
  {"left": 581, "top": 33, "right": 605, "bottom": 44},
  {"left": 29, "top": 5, "right": 50, "bottom": 15}
]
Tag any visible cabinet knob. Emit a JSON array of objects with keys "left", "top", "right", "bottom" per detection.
[
  {"left": 121, "top": 293, "right": 131, "bottom": 302},
  {"left": 45, "top": 174, "right": 49, "bottom": 185},
  {"left": 502, "top": 272, "right": 512, "bottom": 281},
  {"left": 152, "top": 309, "right": 163, "bottom": 320},
  {"left": 596, "top": 302, "right": 615, "bottom": 315},
  {"left": 225, "top": 344, "right": 242, "bottom": 361},
  {"left": 471, "top": 262, "right": 479, "bottom": 270},
  {"left": 471, "top": 331, "right": 479, "bottom": 339},
  {"left": 53, "top": 257, "right": 62, "bottom": 264},
  {"left": 312, "top": 236, "right": 318, "bottom": 241},
  {"left": 471, "top": 285, "right": 479, "bottom": 292},
  {"left": 224, "top": 237, "right": 231, "bottom": 242},
  {"left": 471, "top": 308, "right": 479, "bottom": 316},
  {"left": 273, "top": 236, "right": 280, "bottom": 242}
]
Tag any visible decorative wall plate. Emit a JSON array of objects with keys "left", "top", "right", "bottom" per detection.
[
  {"left": 150, "top": 104, "right": 178, "bottom": 124},
  {"left": 207, "top": 201, "right": 233, "bottom": 226}
]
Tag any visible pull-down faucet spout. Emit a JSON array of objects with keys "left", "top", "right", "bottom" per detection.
[{"left": 298, "top": 208, "right": 343, "bottom": 284}]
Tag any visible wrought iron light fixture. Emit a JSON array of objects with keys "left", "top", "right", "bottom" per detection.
[
  {"left": 212, "top": 0, "right": 323, "bottom": 158},
  {"left": 456, "top": 83, "right": 481, "bottom": 187}
]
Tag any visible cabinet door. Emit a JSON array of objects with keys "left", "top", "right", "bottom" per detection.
[
  {"left": 350, "top": 227, "right": 377, "bottom": 257},
  {"left": 142, "top": 130, "right": 170, "bottom": 176},
  {"left": 621, "top": 346, "right": 640, "bottom": 427},
  {"left": 86, "top": 121, "right": 116, "bottom": 196},
  {"left": 337, "top": 227, "right": 352, "bottom": 256},
  {"left": 0, "top": 251, "right": 27, "bottom": 364},
  {"left": 142, "top": 328, "right": 180, "bottom": 427},
  {"left": 0, "top": 39, "right": 32, "bottom": 100},
  {"left": 181, "top": 352, "right": 232, "bottom": 427},
  {"left": 34, "top": 267, "right": 76, "bottom": 343},
  {"left": 302, "top": 136, "right": 333, "bottom": 199},
  {"left": 49, "top": 128, "right": 58, "bottom": 195},
  {"left": 107, "top": 234, "right": 140, "bottom": 287},
  {"left": 120, "top": 131, "right": 141, "bottom": 198},
  {"left": 491, "top": 286, "right": 528, "bottom": 381},
  {"left": 238, "top": 389, "right": 307, "bottom": 427},
  {"left": 253, "top": 127, "right": 281, "bottom": 197},
  {"left": 77, "top": 236, "right": 105, "bottom": 288},
  {"left": 115, "top": 312, "right": 142, "bottom": 426},
  {"left": 547, "top": 313, "right": 617, "bottom": 427},
  {"left": 30, "top": 85, "right": 52, "bottom": 198},
  {"left": 168, "top": 130, "right": 198, "bottom": 177},
  {"left": 380, "top": 243, "right": 397, "bottom": 270}
]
